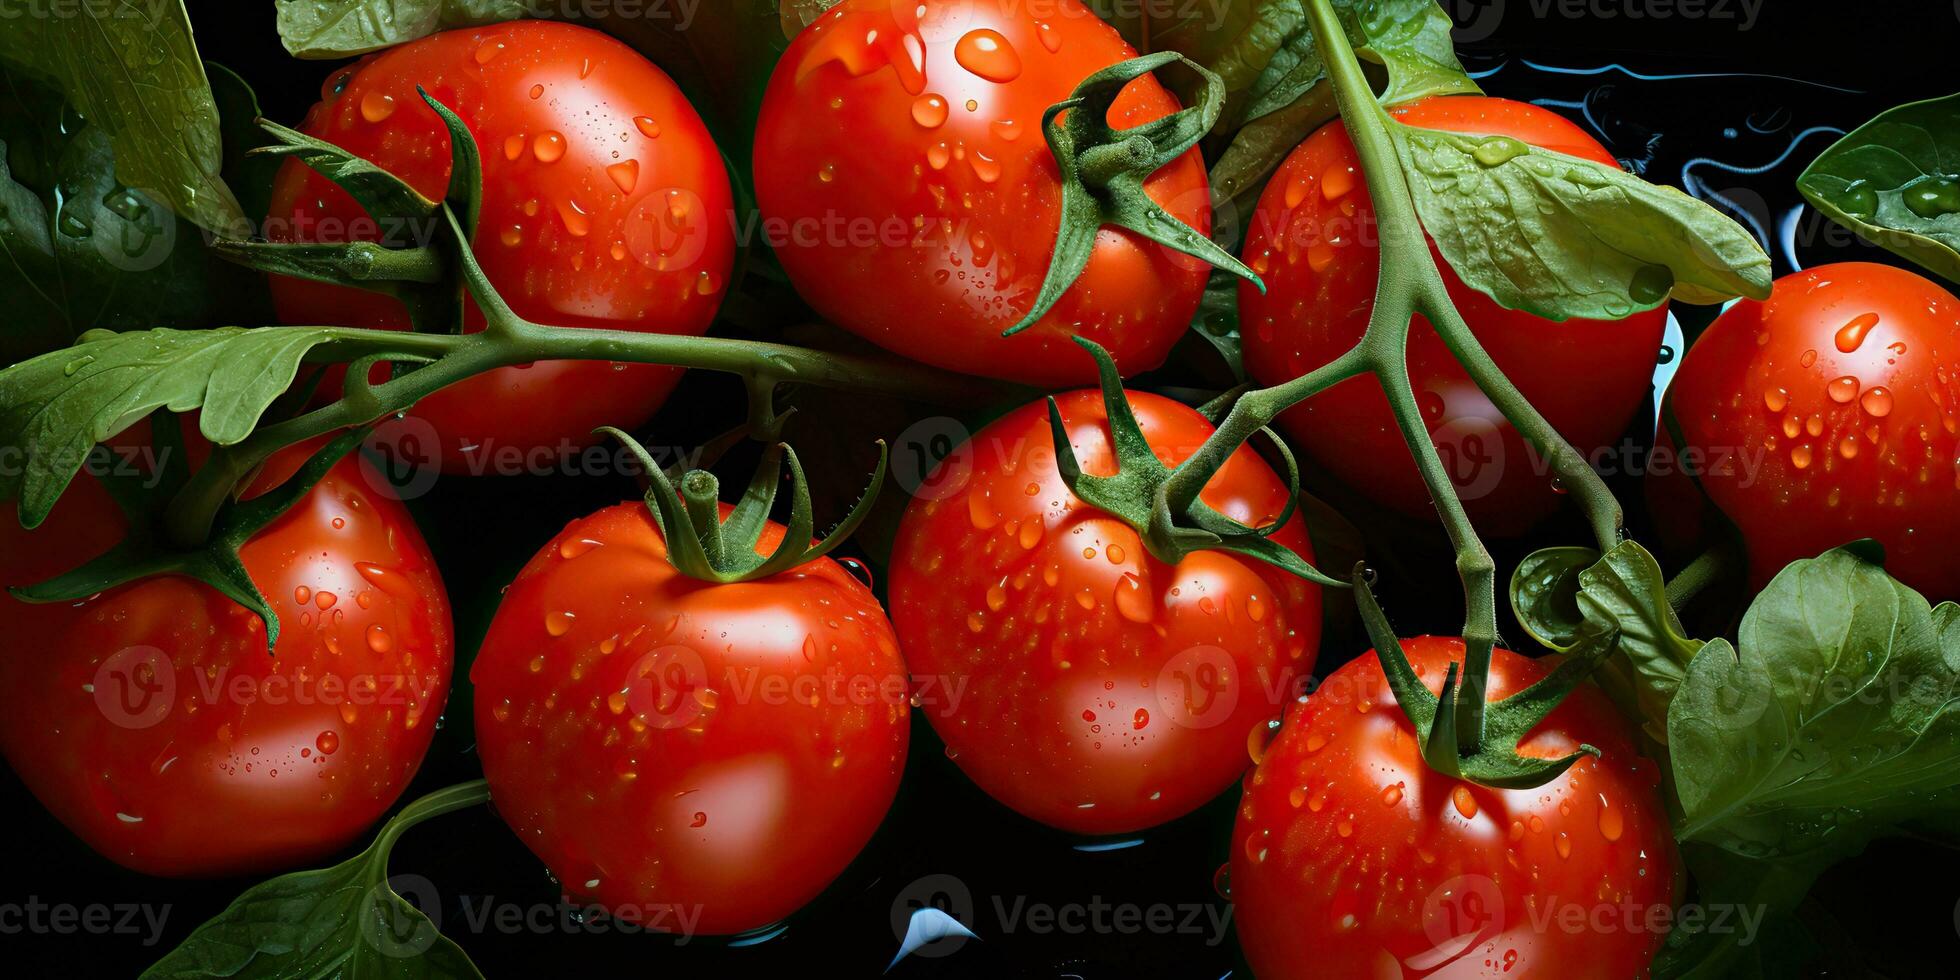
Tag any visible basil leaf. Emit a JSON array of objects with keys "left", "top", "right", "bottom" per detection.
[
  {"left": 144, "top": 781, "right": 489, "bottom": 979},
  {"left": 275, "top": 0, "right": 529, "bottom": 58},
  {"left": 0, "top": 326, "right": 342, "bottom": 528},
  {"left": 0, "top": 66, "right": 237, "bottom": 364},
  {"left": 1393, "top": 122, "right": 1774, "bottom": 320},
  {"left": 1668, "top": 546, "right": 1960, "bottom": 858},
  {"left": 1797, "top": 93, "right": 1960, "bottom": 284},
  {"left": 0, "top": 0, "right": 245, "bottom": 236}
]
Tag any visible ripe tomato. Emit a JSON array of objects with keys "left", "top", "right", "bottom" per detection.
[
  {"left": 1661, "top": 262, "right": 1960, "bottom": 597},
  {"left": 754, "top": 0, "right": 1212, "bottom": 385},
  {"left": 1232, "top": 637, "right": 1676, "bottom": 979},
  {"left": 1239, "top": 96, "right": 1667, "bottom": 535},
  {"left": 888, "top": 389, "right": 1321, "bottom": 834},
  {"left": 0, "top": 444, "right": 453, "bottom": 877},
  {"left": 267, "top": 21, "right": 736, "bottom": 472},
  {"left": 472, "top": 501, "right": 909, "bottom": 935}
]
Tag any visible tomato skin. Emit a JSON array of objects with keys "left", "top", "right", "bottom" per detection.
[
  {"left": 267, "top": 21, "right": 735, "bottom": 472},
  {"left": 1232, "top": 637, "right": 1677, "bottom": 979},
  {"left": 1239, "top": 96, "right": 1667, "bottom": 535},
  {"left": 754, "top": 0, "right": 1212, "bottom": 385},
  {"left": 0, "top": 449, "right": 453, "bottom": 877},
  {"left": 889, "top": 390, "right": 1321, "bottom": 834},
  {"left": 1662, "top": 262, "right": 1960, "bottom": 597},
  {"left": 471, "top": 502, "right": 909, "bottom": 935}
]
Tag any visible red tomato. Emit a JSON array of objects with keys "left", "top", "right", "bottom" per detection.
[
  {"left": 1232, "top": 637, "right": 1677, "bottom": 979},
  {"left": 267, "top": 21, "right": 735, "bottom": 472},
  {"left": 1661, "top": 262, "right": 1960, "bottom": 597},
  {"left": 888, "top": 389, "right": 1321, "bottom": 834},
  {"left": 754, "top": 0, "right": 1213, "bottom": 385},
  {"left": 471, "top": 502, "right": 909, "bottom": 935},
  {"left": 1239, "top": 96, "right": 1667, "bottom": 535},
  {"left": 0, "top": 445, "right": 453, "bottom": 877}
]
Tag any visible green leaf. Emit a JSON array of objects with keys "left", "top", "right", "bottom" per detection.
[
  {"left": 1393, "top": 121, "right": 1775, "bottom": 320},
  {"left": 1187, "top": 270, "right": 1246, "bottom": 379},
  {"left": 0, "top": 326, "right": 342, "bottom": 528},
  {"left": 0, "top": 66, "right": 235, "bottom": 363},
  {"left": 1341, "top": 0, "right": 1481, "bottom": 106},
  {"left": 1570, "top": 542, "right": 1704, "bottom": 746},
  {"left": 1797, "top": 93, "right": 1960, "bottom": 284},
  {"left": 1668, "top": 546, "right": 1960, "bottom": 858},
  {"left": 275, "top": 0, "right": 529, "bottom": 59},
  {"left": 0, "top": 0, "right": 245, "bottom": 236},
  {"left": 144, "top": 781, "right": 489, "bottom": 979}
]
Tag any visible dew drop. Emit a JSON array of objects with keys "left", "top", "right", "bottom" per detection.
[
  {"left": 633, "top": 115, "right": 661, "bottom": 139},
  {"left": 1827, "top": 376, "right": 1860, "bottom": 403},
  {"left": 911, "top": 93, "right": 949, "bottom": 128},
  {"left": 1835, "top": 312, "right": 1880, "bottom": 353},
  {"left": 1860, "top": 385, "right": 1894, "bottom": 418},
  {"left": 545, "top": 610, "right": 576, "bottom": 637},
  {"left": 359, "top": 91, "right": 396, "bottom": 123},
  {"left": 955, "top": 30, "right": 1022, "bottom": 82},
  {"left": 532, "top": 131, "right": 566, "bottom": 163},
  {"left": 606, "top": 159, "right": 640, "bottom": 194}
]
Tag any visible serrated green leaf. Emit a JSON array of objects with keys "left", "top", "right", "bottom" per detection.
[
  {"left": 0, "top": 0, "right": 245, "bottom": 236},
  {"left": 0, "top": 327, "right": 341, "bottom": 528},
  {"left": 1669, "top": 547, "right": 1960, "bottom": 858},
  {"left": 1393, "top": 122, "right": 1774, "bottom": 320},
  {"left": 1797, "top": 93, "right": 1960, "bottom": 284}
]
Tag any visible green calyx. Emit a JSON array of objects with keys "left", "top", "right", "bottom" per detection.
[
  {"left": 1008, "top": 52, "right": 1265, "bottom": 337},
  {"left": 1048, "top": 337, "right": 1341, "bottom": 588},
  {"left": 603, "top": 428, "right": 887, "bottom": 584},
  {"left": 1350, "top": 563, "right": 1617, "bottom": 790},
  {"left": 10, "top": 423, "right": 371, "bottom": 654}
]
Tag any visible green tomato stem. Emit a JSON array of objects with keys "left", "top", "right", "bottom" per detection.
[
  {"left": 162, "top": 314, "right": 1002, "bottom": 548},
  {"left": 1164, "top": 0, "right": 1637, "bottom": 761}
]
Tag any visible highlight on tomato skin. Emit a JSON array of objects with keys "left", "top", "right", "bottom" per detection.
[
  {"left": 753, "top": 0, "right": 1214, "bottom": 386},
  {"left": 1659, "top": 261, "right": 1960, "bottom": 600},
  {"left": 0, "top": 446, "right": 454, "bottom": 878},
  {"left": 470, "top": 500, "right": 911, "bottom": 936},
  {"left": 889, "top": 388, "right": 1322, "bottom": 836},
  {"left": 1230, "top": 637, "right": 1678, "bottom": 980},
  {"left": 1239, "top": 95, "right": 1669, "bottom": 536},
  {"left": 266, "top": 20, "right": 737, "bottom": 473}
]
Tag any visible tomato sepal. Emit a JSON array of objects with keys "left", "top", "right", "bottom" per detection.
[
  {"left": 1046, "top": 337, "right": 1342, "bottom": 588},
  {"left": 9, "top": 425, "right": 371, "bottom": 653},
  {"left": 1352, "top": 562, "right": 1616, "bottom": 790},
  {"left": 605, "top": 427, "right": 888, "bottom": 584},
  {"left": 1007, "top": 51, "right": 1265, "bottom": 337}
]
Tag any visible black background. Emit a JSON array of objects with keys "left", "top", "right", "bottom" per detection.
[{"left": 6, "top": 1, "right": 1960, "bottom": 977}]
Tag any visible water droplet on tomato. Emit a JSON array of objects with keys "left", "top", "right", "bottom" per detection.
[
  {"left": 359, "top": 91, "right": 396, "bottom": 123},
  {"left": 545, "top": 610, "right": 576, "bottom": 636},
  {"left": 1452, "top": 784, "right": 1479, "bottom": 819},
  {"left": 956, "top": 29, "right": 1022, "bottom": 82},
  {"left": 1763, "top": 387, "right": 1788, "bottom": 413},
  {"left": 911, "top": 93, "right": 949, "bottom": 128},
  {"left": 1861, "top": 385, "right": 1894, "bottom": 418},
  {"left": 606, "top": 159, "right": 640, "bottom": 194},
  {"left": 1114, "top": 573, "right": 1151, "bottom": 623},
  {"left": 315, "top": 731, "right": 339, "bottom": 755},
  {"left": 532, "top": 131, "right": 566, "bottom": 163},
  {"left": 556, "top": 197, "right": 591, "bottom": 237},
  {"left": 1827, "top": 376, "right": 1860, "bottom": 403},
  {"left": 1835, "top": 312, "right": 1880, "bottom": 353},
  {"left": 367, "top": 625, "right": 392, "bottom": 654}
]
